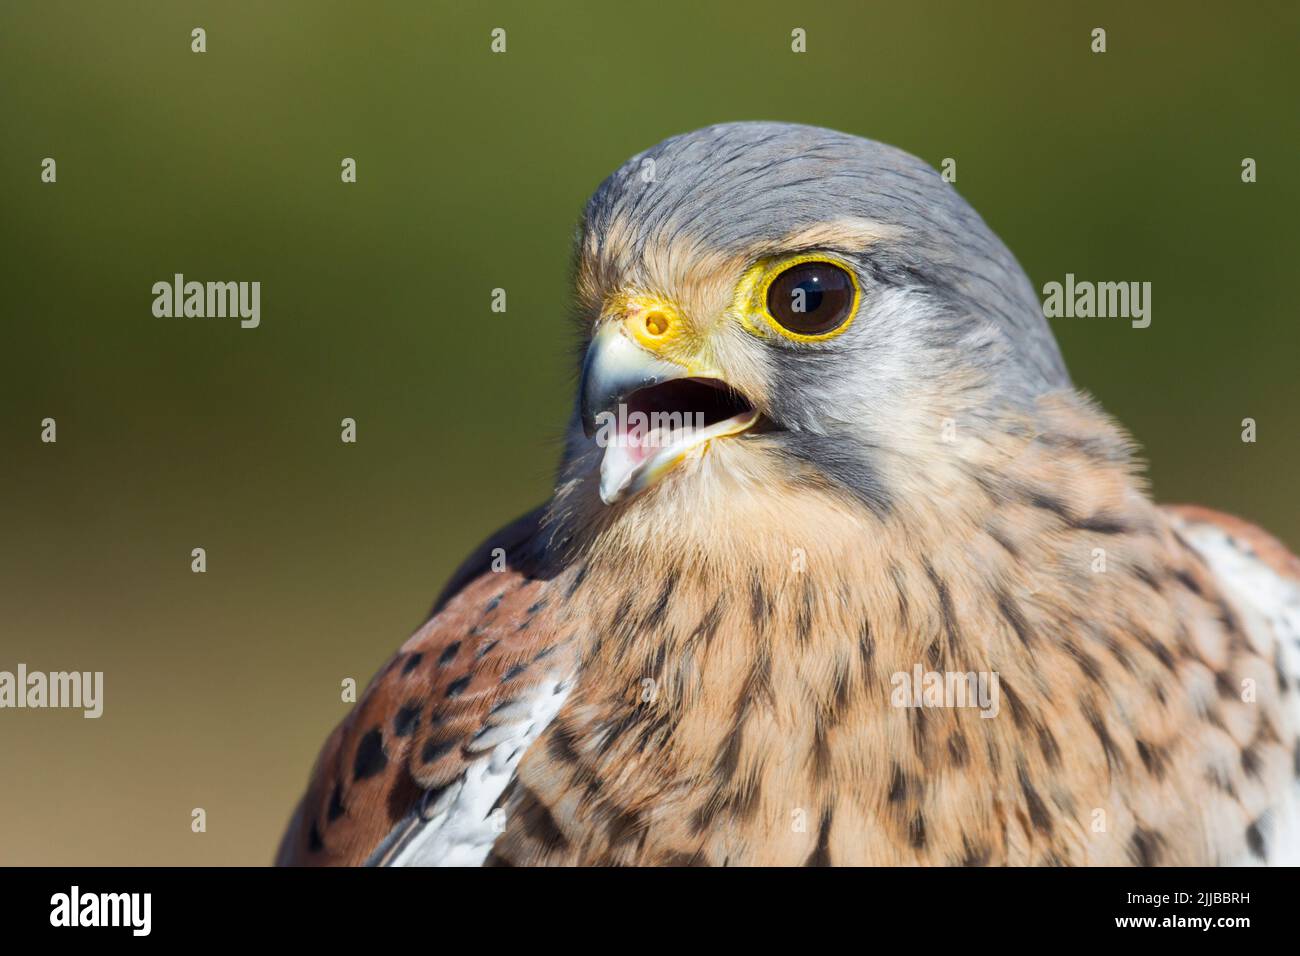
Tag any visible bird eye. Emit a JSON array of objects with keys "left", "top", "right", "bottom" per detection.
[{"left": 765, "top": 260, "right": 857, "bottom": 338}]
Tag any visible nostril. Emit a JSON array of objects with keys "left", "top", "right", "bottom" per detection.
[{"left": 643, "top": 311, "right": 671, "bottom": 337}]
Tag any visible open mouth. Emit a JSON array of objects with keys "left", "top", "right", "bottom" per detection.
[{"left": 596, "top": 378, "right": 759, "bottom": 504}]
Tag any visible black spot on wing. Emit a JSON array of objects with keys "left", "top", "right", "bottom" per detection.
[
  {"left": 308, "top": 821, "right": 324, "bottom": 853},
  {"left": 327, "top": 782, "right": 346, "bottom": 822},
  {"left": 353, "top": 728, "right": 388, "bottom": 781},
  {"left": 393, "top": 703, "right": 421, "bottom": 738},
  {"left": 420, "top": 737, "right": 456, "bottom": 764},
  {"left": 502, "top": 662, "right": 528, "bottom": 683}
]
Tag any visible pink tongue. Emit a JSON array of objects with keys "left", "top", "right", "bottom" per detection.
[{"left": 620, "top": 421, "right": 663, "bottom": 466}]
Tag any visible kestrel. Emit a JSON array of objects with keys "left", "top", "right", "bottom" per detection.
[{"left": 277, "top": 122, "right": 1300, "bottom": 866}]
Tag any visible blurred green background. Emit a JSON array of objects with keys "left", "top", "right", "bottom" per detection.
[{"left": 1, "top": 1, "right": 1296, "bottom": 864}]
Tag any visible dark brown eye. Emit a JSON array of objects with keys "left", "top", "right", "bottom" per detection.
[{"left": 765, "top": 261, "right": 856, "bottom": 337}]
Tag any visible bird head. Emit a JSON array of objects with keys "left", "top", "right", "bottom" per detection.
[{"left": 562, "top": 122, "right": 1070, "bottom": 519}]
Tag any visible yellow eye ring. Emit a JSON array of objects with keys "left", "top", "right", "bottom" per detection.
[{"left": 745, "top": 253, "right": 861, "bottom": 343}]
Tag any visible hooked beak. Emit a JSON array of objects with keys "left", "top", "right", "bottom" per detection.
[{"left": 578, "top": 322, "right": 759, "bottom": 505}]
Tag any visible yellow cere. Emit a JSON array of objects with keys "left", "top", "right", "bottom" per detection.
[
  {"left": 734, "top": 252, "right": 862, "bottom": 343},
  {"left": 601, "top": 290, "right": 723, "bottom": 376},
  {"left": 602, "top": 291, "right": 685, "bottom": 351}
]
